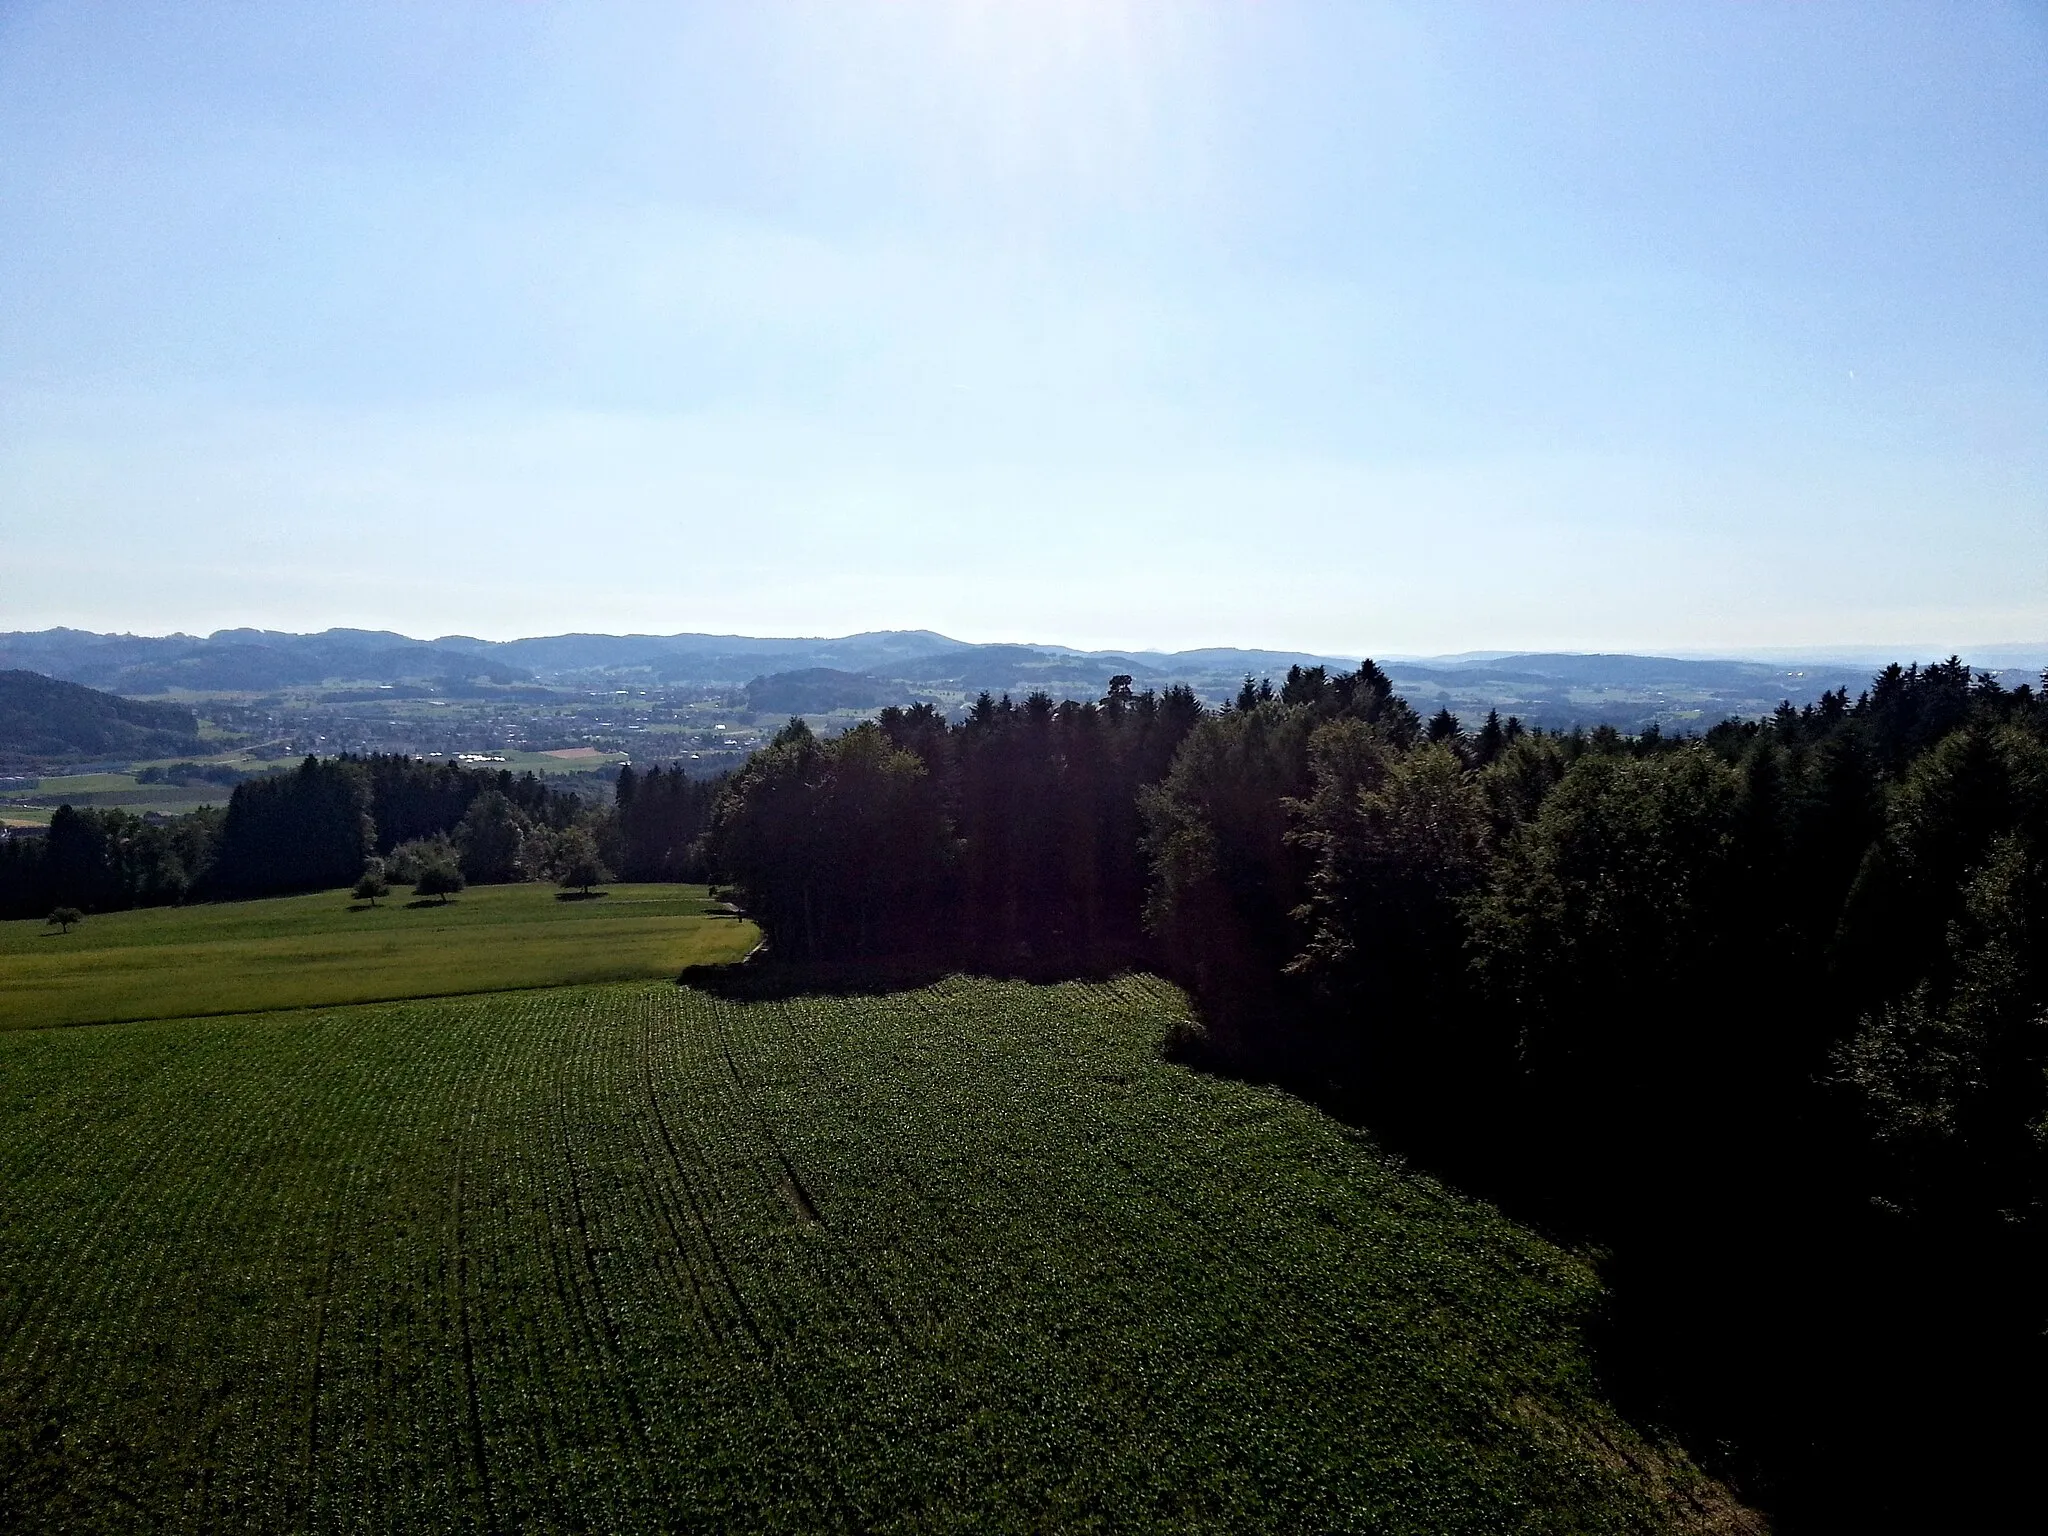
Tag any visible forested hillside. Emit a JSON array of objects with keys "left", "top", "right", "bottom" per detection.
[
  {"left": 745, "top": 667, "right": 910, "bottom": 715},
  {"left": 0, "top": 670, "right": 203, "bottom": 765}
]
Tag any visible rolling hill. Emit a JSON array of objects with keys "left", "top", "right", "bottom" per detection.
[{"left": 0, "top": 669, "right": 204, "bottom": 766}]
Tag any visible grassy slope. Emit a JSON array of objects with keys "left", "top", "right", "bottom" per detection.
[
  {"left": 0, "top": 883, "right": 758, "bottom": 1030},
  {"left": 0, "top": 977, "right": 1747, "bottom": 1533},
  {"left": 32, "top": 774, "right": 141, "bottom": 793}
]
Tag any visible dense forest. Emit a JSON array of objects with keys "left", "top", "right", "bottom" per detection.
[
  {"left": 710, "top": 679, "right": 1205, "bottom": 969},
  {"left": 5, "top": 657, "right": 2041, "bottom": 1523}
]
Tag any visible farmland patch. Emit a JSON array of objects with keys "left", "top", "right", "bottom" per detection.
[
  {"left": 0, "top": 977, "right": 1742, "bottom": 1532},
  {"left": 0, "top": 882, "right": 756, "bottom": 1030}
]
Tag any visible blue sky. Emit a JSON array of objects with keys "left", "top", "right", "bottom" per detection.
[{"left": 2, "top": 1, "right": 2042, "bottom": 653}]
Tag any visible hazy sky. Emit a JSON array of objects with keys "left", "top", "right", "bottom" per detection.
[{"left": 3, "top": 1, "right": 2043, "bottom": 653}]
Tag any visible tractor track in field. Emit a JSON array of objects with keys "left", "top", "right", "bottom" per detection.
[
  {"left": 697, "top": 999, "right": 889, "bottom": 1533},
  {"left": 449, "top": 1111, "right": 499, "bottom": 1534},
  {"left": 553, "top": 1033, "right": 658, "bottom": 1480},
  {"left": 761, "top": 993, "right": 973, "bottom": 1340},
  {"left": 635, "top": 1005, "right": 766, "bottom": 1354},
  {"left": 628, "top": 1049, "right": 742, "bottom": 1356},
  {"left": 638, "top": 994, "right": 864, "bottom": 1531},
  {"left": 298, "top": 1191, "right": 346, "bottom": 1526},
  {"left": 709, "top": 999, "right": 921, "bottom": 1357}
]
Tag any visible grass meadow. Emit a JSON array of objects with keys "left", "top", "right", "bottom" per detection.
[
  {"left": 0, "top": 883, "right": 757, "bottom": 1030},
  {"left": 0, "top": 975, "right": 1742, "bottom": 1533}
]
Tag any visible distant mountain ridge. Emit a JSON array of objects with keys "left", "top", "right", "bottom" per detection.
[
  {"left": 0, "top": 626, "right": 1346, "bottom": 696},
  {"left": 2, "top": 627, "right": 2040, "bottom": 734}
]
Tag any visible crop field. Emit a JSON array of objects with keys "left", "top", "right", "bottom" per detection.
[
  {"left": 0, "top": 884, "right": 757, "bottom": 1031},
  {"left": 28, "top": 774, "right": 141, "bottom": 795},
  {"left": 13, "top": 785, "right": 234, "bottom": 812},
  {"left": 0, "top": 976, "right": 1741, "bottom": 1533},
  {"left": 0, "top": 772, "right": 243, "bottom": 824}
]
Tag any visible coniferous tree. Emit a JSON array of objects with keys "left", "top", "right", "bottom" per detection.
[{"left": 1472, "top": 708, "right": 1507, "bottom": 767}]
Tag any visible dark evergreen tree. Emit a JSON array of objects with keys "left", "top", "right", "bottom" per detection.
[{"left": 1472, "top": 708, "right": 1507, "bottom": 766}]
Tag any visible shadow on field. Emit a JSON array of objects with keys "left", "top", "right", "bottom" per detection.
[
  {"left": 1155, "top": 1009, "right": 2048, "bottom": 1536},
  {"left": 556, "top": 890, "right": 609, "bottom": 901}
]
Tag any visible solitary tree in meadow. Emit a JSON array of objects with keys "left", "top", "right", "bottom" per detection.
[
  {"left": 414, "top": 860, "right": 465, "bottom": 904},
  {"left": 551, "top": 827, "right": 612, "bottom": 896},
  {"left": 46, "top": 906, "right": 83, "bottom": 934},
  {"left": 352, "top": 858, "right": 390, "bottom": 907}
]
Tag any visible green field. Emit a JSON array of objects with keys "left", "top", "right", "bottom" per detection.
[
  {"left": 29, "top": 773, "right": 141, "bottom": 794},
  {"left": 0, "top": 884, "right": 758, "bottom": 1030},
  {"left": 1, "top": 770, "right": 243, "bottom": 824},
  {"left": 0, "top": 976, "right": 1741, "bottom": 1533}
]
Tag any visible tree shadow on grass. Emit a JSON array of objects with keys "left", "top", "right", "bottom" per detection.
[
  {"left": 555, "top": 890, "right": 608, "bottom": 902},
  {"left": 1156, "top": 1002, "right": 2048, "bottom": 1535}
]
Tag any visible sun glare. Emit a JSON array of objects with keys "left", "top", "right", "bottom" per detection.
[{"left": 782, "top": 0, "right": 1195, "bottom": 203}]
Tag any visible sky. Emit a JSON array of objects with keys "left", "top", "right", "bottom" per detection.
[{"left": 2, "top": 1, "right": 2043, "bottom": 655}]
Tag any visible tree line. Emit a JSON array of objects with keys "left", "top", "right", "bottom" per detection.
[
  {"left": 706, "top": 657, "right": 2047, "bottom": 1527},
  {"left": 709, "top": 679, "right": 1205, "bottom": 971},
  {"left": 0, "top": 754, "right": 720, "bottom": 916}
]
